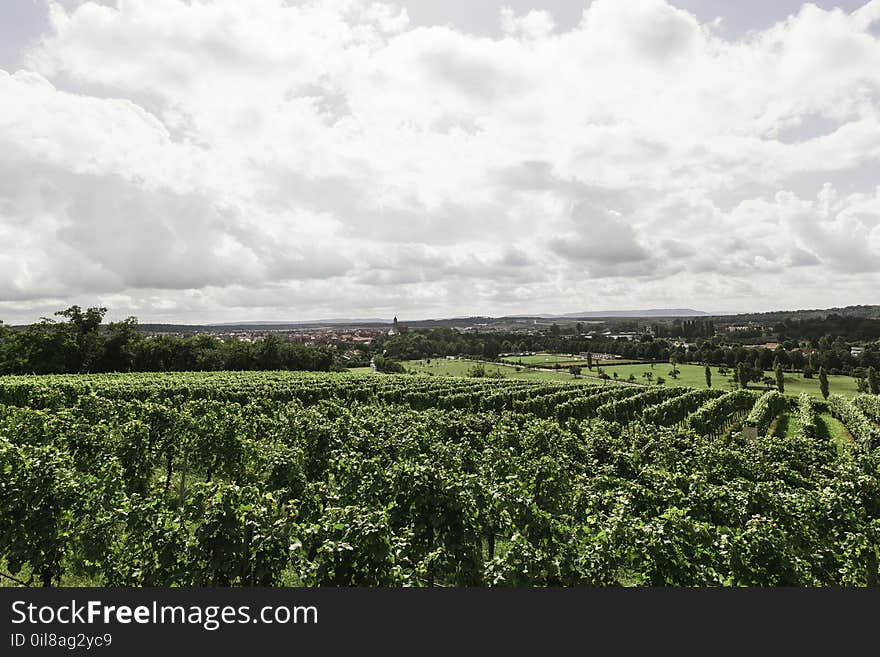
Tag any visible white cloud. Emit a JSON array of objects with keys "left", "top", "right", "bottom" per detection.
[
  {"left": 1, "top": 0, "right": 880, "bottom": 321},
  {"left": 501, "top": 7, "right": 555, "bottom": 39}
]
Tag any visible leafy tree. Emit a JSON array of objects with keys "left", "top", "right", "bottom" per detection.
[
  {"left": 100, "top": 317, "right": 142, "bottom": 372},
  {"left": 705, "top": 365, "right": 712, "bottom": 389},
  {"left": 819, "top": 367, "right": 830, "bottom": 400},
  {"left": 868, "top": 366, "right": 879, "bottom": 395},
  {"left": 374, "top": 355, "right": 406, "bottom": 374},
  {"left": 56, "top": 306, "right": 107, "bottom": 373},
  {"left": 775, "top": 362, "right": 785, "bottom": 394}
]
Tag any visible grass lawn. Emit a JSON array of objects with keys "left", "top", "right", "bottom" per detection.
[
  {"left": 501, "top": 354, "right": 580, "bottom": 366},
  {"left": 501, "top": 354, "right": 642, "bottom": 367},
  {"left": 770, "top": 413, "right": 791, "bottom": 438},
  {"left": 350, "top": 359, "right": 861, "bottom": 398},
  {"left": 816, "top": 412, "right": 855, "bottom": 452},
  {"left": 590, "top": 362, "right": 712, "bottom": 389},
  {"left": 585, "top": 363, "right": 860, "bottom": 399},
  {"left": 400, "top": 359, "right": 600, "bottom": 384},
  {"left": 774, "top": 372, "right": 861, "bottom": 399}
]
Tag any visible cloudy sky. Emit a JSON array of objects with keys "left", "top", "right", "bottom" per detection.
[{"left": 1, "top": 0, "right": 880, "bottom": 323}]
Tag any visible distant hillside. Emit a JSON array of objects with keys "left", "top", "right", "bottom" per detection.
[
  {"left": 712, "top": 305, "right": 880, "bottom": 324},
  {"left": 122, "top": 305, "right": 879, "bottom": 334},
  {"left": 556, "top": 309, "right": 708, "bottom": 318},
  {"left": 210, "top": 318, "right": 390, "bottom": 326}
]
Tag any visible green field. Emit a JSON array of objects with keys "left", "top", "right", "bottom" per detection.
[
  {"left": 501, "top": 354, "right": 580, "bottom": 365},
  {"left": 770, "top": 413, "right": 792, "bottom": 438},
  {"left": 501, "top": 354, "right": 641, "bottom": 367},
  {"left": 589, "top": 363, "right": 861, "bottom": 399},
  {"left": 352, "top": 359, "right": 862, "bottom": 398},
  {"left": 817, "top": 412, "right": 856, "bottom": 451},
  {"left": 401, "top": 359, "right": 600, "bottom": 384}
]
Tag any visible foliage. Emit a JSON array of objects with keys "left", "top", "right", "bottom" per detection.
[
  {"left": 744, "top": 391, "right": 788, "bottom": 435},
  {"left": 0, "top": 371, "right": 877, "bottom": 587},
  {"left": 796, "top": 392, "right": 819, "bottom": 439},
  {"left": 0, "top": 307, "right": 334, "bottom": 375},
  {"left": 829, "top": 395, "right": 880, "bottom": 449},
  {"left": 686, "top": 390, "right": 756, "bottom": 437}
]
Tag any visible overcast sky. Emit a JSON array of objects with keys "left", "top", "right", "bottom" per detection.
[{"left": 1, "top": 0, "right": 880, "bottom": 323}]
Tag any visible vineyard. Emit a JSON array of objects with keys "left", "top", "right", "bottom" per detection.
[{"left": 1, "top": 371, "right": 879, "bottom": 587}]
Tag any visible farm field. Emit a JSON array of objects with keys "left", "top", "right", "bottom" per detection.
[
  {"left": 1, "top": 370, "right": 878, "bottom": 587},
  {"left": 591, "top": 363, "right": 862, "bottom": 399}
]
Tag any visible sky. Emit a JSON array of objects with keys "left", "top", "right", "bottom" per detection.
[{"left": 1, "top": 0, "right": 880, "bottom": 323}]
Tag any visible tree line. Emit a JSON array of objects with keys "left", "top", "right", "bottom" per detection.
[
  {"left": 373, "top": 328, "right": 880, "bottom": 377},
  {"left": 0, "top": 307, "right": 335, "bottom": 375}
]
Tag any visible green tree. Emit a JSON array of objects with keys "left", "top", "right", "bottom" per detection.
[
  {"left": 868, "top": 366, "right": 879, "bottom": 395},
  {"left": 374, "top": 355, "right": 406, "bottom": 374},
  {"left": 737, "top": 362, "right": 749, "bottom": 390},
  {"left": 55, "top": 305, "right": 107, "bottom": 373},
  {"left": 819, "top": 367, "right": 829, "bottom": 400},
  {"left": 705, "top": 365, "right": 712, "bottom": 389},
  {"left": 775, "top": 362, "right": 785, "bottom": 394},
  {"left": 100, "top": 316, "right": 142, "bottom": 372}
]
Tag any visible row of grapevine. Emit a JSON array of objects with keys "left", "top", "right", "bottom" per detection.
[
  {"left": 828, "top": 394, "right": 880, "bottom": 448},
  {"left": 0, "top": 371, "right": 585, "bottom": 414},
  {"left": 2, "top": 371, "right": 878, "bottom": 587},
  {"left": 743, "top": 391, "right": 788, "bottom": 435},
  {"left": 852, "top": 395, "right": 880, "bottom": 424},
  {"left": 512, "top": 386, "right": 606, "bottom": 417},
  {"left": 555, "top": 386, "right": 644, "bottom": 422},
  {"left": 595, "top": 387, "right": 687, "bottom": 424},
  {"left": 796, "top": 392, "right": 819, "bottom": 439},
  {"left": 640, "top": 389, "right": 725, "bottom": 427},
  {"left": 686, "top": 390, "right": 756, "bottom": 438}
]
